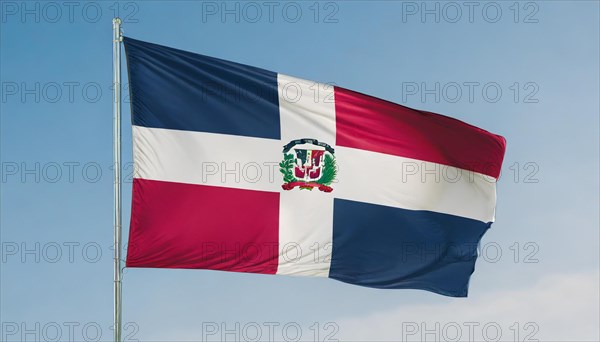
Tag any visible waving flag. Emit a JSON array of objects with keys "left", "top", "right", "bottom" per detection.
[{"left": 124, "top": 37, "right": 506, "bottom": 297}]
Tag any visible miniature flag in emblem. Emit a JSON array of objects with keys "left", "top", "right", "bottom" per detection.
[{"left": 124, "top": 37, "right": 506, "bottom": 297}]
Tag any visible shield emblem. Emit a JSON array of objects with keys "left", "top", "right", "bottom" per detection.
[{"left": 279, "top": 139, "right": 337, "bottom": 192}]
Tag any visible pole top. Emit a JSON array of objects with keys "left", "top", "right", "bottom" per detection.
[{"left": 113, "top": 18, "right": 123, "bottom": 42}]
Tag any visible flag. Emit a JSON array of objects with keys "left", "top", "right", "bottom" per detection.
[{"left": 123, "top": 37, "right": 506, "bottom": 297}]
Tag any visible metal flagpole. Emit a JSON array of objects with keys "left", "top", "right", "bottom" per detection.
[{"left": 112, "top": 17, "right": 123, "bottom": 342}]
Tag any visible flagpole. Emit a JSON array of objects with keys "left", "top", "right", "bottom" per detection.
[{"left": 112, "top": 17, "right": 123, "bottom": 342}]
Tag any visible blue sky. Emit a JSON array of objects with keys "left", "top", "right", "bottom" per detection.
[{"left": 1, "top": 1, "right": 599, "bottom": 341}]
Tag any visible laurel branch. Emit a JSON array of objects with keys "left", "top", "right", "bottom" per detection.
[{"left": 279, "top": 153, "right": 298, "bottom": 184}]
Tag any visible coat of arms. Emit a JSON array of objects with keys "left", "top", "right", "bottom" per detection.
[{"left": 279, "top": 139, "right": 337, "bottom": 192}]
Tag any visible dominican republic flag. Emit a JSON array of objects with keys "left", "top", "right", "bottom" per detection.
[{"left": 124, "top": 37, "right": 506, "bottom": 297}]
